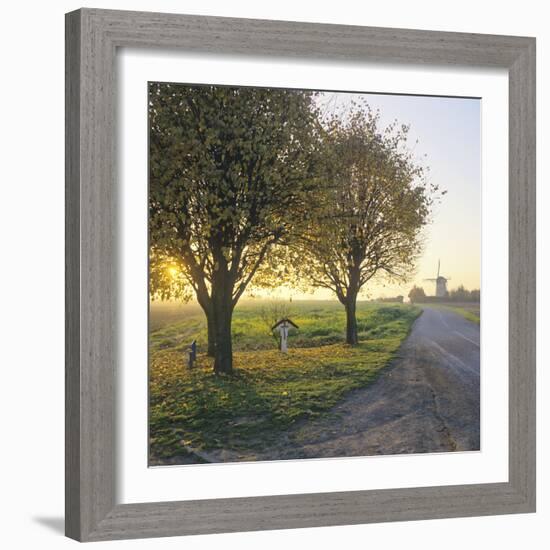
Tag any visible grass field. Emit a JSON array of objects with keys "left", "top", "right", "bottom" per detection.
[
  {"left": 149, "top": 300, "right": 421, "bottom": 463},
  {"left": 427, "top": 302, "right": 480, "bottom": 325}
]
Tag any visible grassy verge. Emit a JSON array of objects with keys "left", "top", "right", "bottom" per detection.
[
  {"left": 427, "top": 303, "right": 480, "bottom": 325},
  {"left": 149, "top": 302, "right": 420, "bottom": 461},
  {"left": 448, "top": 307, "right": 480, "bottom": 324}
]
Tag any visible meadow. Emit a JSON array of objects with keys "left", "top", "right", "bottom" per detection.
[
  {"left": 149, "top": 300, "right": 421, "bottom": 464},
  {"left": 427, "top": 302, "right": 480, "bottom": 325}
]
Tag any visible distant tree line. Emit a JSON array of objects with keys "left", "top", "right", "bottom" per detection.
[
  {"left": 449, "top": 285, "right": 480, "bottom": 302},
  {"left": 408, "top": 285, "right": 480, "bottom": 304},
  {"left": 377, "top": 295, "right": 404, "bottom": 303}
]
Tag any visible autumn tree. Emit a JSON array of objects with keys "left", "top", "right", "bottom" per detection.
[
  {"left": 149, "top": 83, "right": 322, "bottom": 374},
  {"left": 301, "top": 104, "right": 440, "bottom": 345}
]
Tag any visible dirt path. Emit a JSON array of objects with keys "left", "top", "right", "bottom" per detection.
[{"left": 198, "top": 306, "right": 480, "bottom": 463}]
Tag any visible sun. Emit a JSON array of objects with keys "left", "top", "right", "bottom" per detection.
[{"left": 167, "top": 266, "right": 179, "bottom": 279}]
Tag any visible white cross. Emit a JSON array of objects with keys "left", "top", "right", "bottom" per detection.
[{"left": 277, "top": 321, "right": 290, "bottom": 353}]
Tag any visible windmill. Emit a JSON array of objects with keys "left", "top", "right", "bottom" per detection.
[{"left": 424, "top": 260, "right": 450, "bottom": 298}]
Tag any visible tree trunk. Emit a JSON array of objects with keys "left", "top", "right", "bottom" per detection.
[
  {"left": 345, "top": 297, "right": 358, "bottom": 346},
  {"left": 210, "top": 258, "right": 234, "bottom": 374},
  {"left": 196, "top": 299, "right": 216, "bottom": 357},
  {"left": 212, "top": 294, "right": 233, "bottom": 374},
  {"left": 206, "top": 313, "right": 216, "bottom": 357}
]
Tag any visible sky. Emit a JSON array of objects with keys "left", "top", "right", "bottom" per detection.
[{"left": 255, "top": 90, "right": 481, "bottom": 301}]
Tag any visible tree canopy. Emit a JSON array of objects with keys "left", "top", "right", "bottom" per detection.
[
  {"left": 149, "top": 85, "right": 442, "bottom": 369},
  {"left": 298, "top": 103, "right": 441, "bottom": 343},
  {"left": 149, "top": 83, "right": 323, "bottom": 372}
]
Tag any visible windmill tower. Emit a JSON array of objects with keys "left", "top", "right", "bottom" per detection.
[{"left": 424, "top": 260, "right": 450, "bottom": 298}]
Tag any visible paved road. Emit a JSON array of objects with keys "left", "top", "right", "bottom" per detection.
[{"left": 256, "top": 306, "right": 481, "bottom": 460}]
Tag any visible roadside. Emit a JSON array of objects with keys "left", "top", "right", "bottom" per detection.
[
  {"left": 151, "top": 306, "right": 480, "bottom": 464},
  {"left": 426, "top": 302, "right": 480, "bottom": 325},
  {"left": 197, "top": 307, "right": 479, "bottom": 462},
  {"left": 148, "top": 303, "right": 421, "bottom": 464}
]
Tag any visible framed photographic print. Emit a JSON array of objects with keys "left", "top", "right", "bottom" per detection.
[{"left": 65, "top": 8, "right": 536, "bottom": 542}]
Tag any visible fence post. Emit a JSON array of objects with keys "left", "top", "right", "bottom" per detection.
[{"left": 187, "top": 340, "right": 197, "bottom": 369}]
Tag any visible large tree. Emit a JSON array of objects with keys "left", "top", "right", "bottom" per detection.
[
  {"left": 301, "top": 104, "right": 441, "bottom": 345},
  {"left": 149, "top": 83, "right": 322, "bottom": 373}
]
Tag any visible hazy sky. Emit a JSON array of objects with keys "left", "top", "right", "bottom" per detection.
[{"left": 260, "top": 90, "right": 481, "bottom": 301}]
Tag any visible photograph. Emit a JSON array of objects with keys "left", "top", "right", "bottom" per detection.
[
  {"left": 1, "top": 0, "right": 542, "bottom": 546},
  {"left": 148, "top": 82, "right": 481, "bottom": 466}
]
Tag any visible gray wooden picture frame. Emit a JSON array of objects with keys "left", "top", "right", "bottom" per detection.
[{"left": 65, "top": 8, "right": 536, "bottom": 542}]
